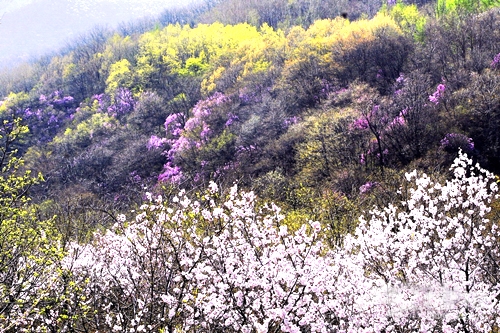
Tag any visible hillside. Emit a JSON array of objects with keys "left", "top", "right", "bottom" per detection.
[{"left": 0, "top": 0, "right": 500, "bottom": 331}]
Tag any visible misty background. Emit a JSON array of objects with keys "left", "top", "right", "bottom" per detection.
[{"left": 0, "top": 0, "right": 196, "bottom": 69}]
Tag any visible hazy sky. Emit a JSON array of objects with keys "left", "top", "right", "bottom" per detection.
[
  {"left": 2, "top": 0, "right": 183, "bottom": 15},
  {"left": 0, "top": 0, "right": 194, "bottom": 69}
]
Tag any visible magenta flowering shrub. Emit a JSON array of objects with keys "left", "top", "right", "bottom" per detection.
[
  {"left": 358, "top": 72, "right": 442, "bottom": 165},
  {"left": 164, "top": 112, "right": 184, "bottom": 137},
  {"left": 429, "top": 83, "right": 446, "bottom": 104},
  {"left": 350, "top": 100, "right": 406, "bottom": 169},
  {"left": 491, "top": 53, "right": 500, "bottom": 69},
  {"left": 90, "top": 93, "right": 111, "bottom": 113},
  {"left": 157, "top": 92, "right": 235, "bottom": 184},
  {"left": 440, "top": 132, "right": 475, "bottom": 154},
  {"left": 87, "top": 89, "right": 135, "bottom": 119},
  {"left": 18, "top": 91, "right": 77, "bottom": 143},
  {"left": 107, "top": 88, "right": 136, "bottom": 119},
  {"left": 183, "top": 92, "right": 229, "bottom": 139},
  {"left": 157, "top": 162, "right": 184, "bottom": 183},
  {"left": 359, "top": 181, "right": 378, "bottom": 194},
  {"left": 56, "top": 152, "right": 499, "bottom": 332},
  {"left": 146, "top": 135, "right": 167, "bottom": 150}
]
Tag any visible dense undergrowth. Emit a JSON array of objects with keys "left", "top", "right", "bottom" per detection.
[{"left": 1, "top": 0, "right": 500, "bottom": 331}]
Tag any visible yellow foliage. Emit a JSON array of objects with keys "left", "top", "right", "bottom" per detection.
[
  {"left": 383, "top": 2, "right": 427, "bottom": 40},
  {"left": 134, "top": 22, "right": 286, "bottom": 94},
  {"left": 284, "top": 14, "right": 402, "bottom": 74},
  {"left": 201, "top": 66, "right": 225, "bottom": 95},
  {"left": 106, "top": 59, "right": 133, "bottom": 96},
  {"left": 53, "top": 113, "right": 116, "bottom": 146},
  {"left": 0, "top": 92, "right": 30, "bottom": 118},
  {"left": 62, "top": 63, "right": 77, "bottom": 80}
]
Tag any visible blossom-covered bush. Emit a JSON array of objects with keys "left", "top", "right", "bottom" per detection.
[
  {"left": 429, "top": 83, "right": 446, "bottom": 104},
  {"left": 63, "top": 183, "right": 340, "bottom": 332},
  {"left": 343, "top": 150, "right": 500, "bottom": 332},
  {"left": 8, "top": 148, "right": 497, "bottom": 332},
  {"left": 440, "top": 132, "right": 474, "bottom": 154},
  {"left": 157, "top": 92, "right": 235, "bottom": 184},
  {"left": 56, "top": 151, "right": 500, "bottom": 333}
]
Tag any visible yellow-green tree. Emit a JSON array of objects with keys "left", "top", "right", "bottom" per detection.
[{"left": 0, "top": 119, "right": 64, "bottom": 331}]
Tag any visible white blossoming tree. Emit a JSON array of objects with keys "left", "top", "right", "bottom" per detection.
[
  {"left": 55, "top": 151, "right": 499, "bottom": 333},
  {"left": 343, "top": 150, "right": 500, "bottom": 332}
]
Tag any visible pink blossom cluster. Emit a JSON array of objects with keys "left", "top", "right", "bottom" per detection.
[
  {"left": 491, "top": 53, "right": 500, "bottom": 69},
  {"left": 158, "top": 162, "right": 184, "bottom": 183},
  {"left": 184, "top": 92, "right": 229, "bottom": 134},
  {"left": 146, "top": 135, "right": 168, "bottom": 150},
  {"left": 51, "top": 152, "right": 500, "bottom": 332},
  {"left": 164, "top": 113, "right": 184, "bottom": 136},
  {"left": 157, "top": 93, "right": 231, "bottom": 184},
  {"left": 429, "top": 84, "right": 446, "bottom": 104}
]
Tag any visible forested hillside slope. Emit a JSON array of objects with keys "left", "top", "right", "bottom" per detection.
[{"left": 0, "top": 0, "right": 500, "bottom": 331}]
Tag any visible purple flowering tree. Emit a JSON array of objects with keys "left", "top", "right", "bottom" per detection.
[
  {"left": 383, "top": 72, "right": 442, "bottom": 164},
  {"left": 491, "top": 52, "right": 500, "bottom": 69},
  {"left": 107, "top": 88, "right": 136, "bottom": 120},
  {"left": 349, "top": 84, "right": 393, "bottom": 172},
  {"left": 440, "top": 133, "right": 474, "bottom": 154},
  {"left": 429, "top": 83, "right": 446, "bottom": 104},
  {"left": 156, "top": 92, "right": 234, "bottom": 185},
  {"left": 21, "top": 91, "right": 77, "bottom": 143}
]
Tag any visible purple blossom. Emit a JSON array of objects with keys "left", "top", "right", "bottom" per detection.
[
  {"left": 359, "top": 181, "right": 377, "bottom": 194},
  {"left": 191, "top": 92, "right": 228, "bottom": 120},
  {"left": 158, "top": 162, "right": 183, "bottom": 184},
  {"left": 35, "top": 109, "right": 42, "bottom": 120},
  {"left": 52, "top": 95, "right": 74, "bottom": 106},
  {"left": 92, "top": 94, "right": 110, "bottom": 112},
  {"left": 147, "top": 135, "right": 168, "bottom": 150},
  {"left": 283, "top": 116, "right": 299, "bottom": 128},
  {"left": 440, "top": 133, "right": 474, "bottom": 153},
  {"left": 165, "top": 113, "right": 184, "bottom": 136},
  {"left": 389, "top": 115, "right": 406, "bottom": 128},
  {"left": 225, "top": 113, "right": 239, "bottom": 127},
  {"left": 320, "top": 79, "right": 333, "bottom": 96},
  {"left": 130, "top": 171, "right": 142, "bottom": 183},
  {"left": 93, "top": 94, "right": 106, "bottom": 105},
  {"left": 238, "top": 88, "right": 261, "bottom": 104},
  {"left": 48, "top": 115, "right": 58, "bottom": 124},
  {"left": 184, "top": 117, "right": 202, "bottom": 132},
  {"left": 239, "top": 90, "right": 252, "bottom": 104},
  {"left": 236, "top": 145, "right": 257, "bottom": 154},
  {"left": 24, "top": 108, "right": 33, "bottom": 117},
  {"left": 429, "top": 84, "right": 446, "bottom": 104},
  {"left": 360, "top": 153, "right": 366, "bottom": 165},
  {"left": 200, "top": 123, "right": 211, "bottom": 140},
  {"left": 193, "top": 172, "right": 201, "bottom": 182},
  {"left": 491, "top": 53, "right": 500, "bottom": 69},
  {"left": 107, "top": 88, "right": 135, "bottom": 117},
  {"left": 165, "top": 136, "right": 192, "bottom": 160},
  {"left": 352, "top": 117, "right": 369, "bottom": 130}
]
